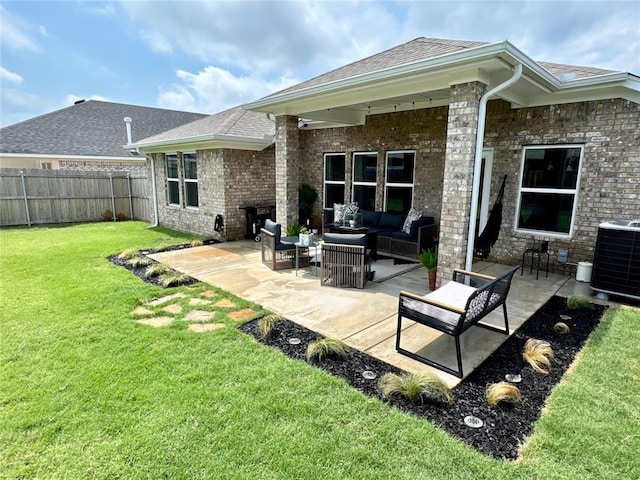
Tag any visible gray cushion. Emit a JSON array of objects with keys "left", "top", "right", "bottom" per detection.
[
  {"left": 264, "top": 219, "right": 281, "bottom": 244},
  {"left": 378, "top": 212, "right": 404, "bottom": 230},
  {"left": 323, "top": 233, "right": 366, "bottom": 247},
  {"left": 361, "top": 209, "right": 381, "bottom": 227}
]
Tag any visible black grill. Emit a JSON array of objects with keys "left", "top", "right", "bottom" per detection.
[{"left": 239, "top": 204, "right": 275, "bottom": 241}]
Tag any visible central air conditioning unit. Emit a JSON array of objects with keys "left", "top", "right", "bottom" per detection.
[{"left": 590, "top": 219, "right": 640, "bottom": 301}]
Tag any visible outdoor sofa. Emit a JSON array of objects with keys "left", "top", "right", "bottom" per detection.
[{"left": 323, "top": 207, "right": 438, "bottom": 262}]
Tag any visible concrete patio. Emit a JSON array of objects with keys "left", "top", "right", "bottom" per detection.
[{"left": 150, "top": 240, "right": 598, "bottom": 387}]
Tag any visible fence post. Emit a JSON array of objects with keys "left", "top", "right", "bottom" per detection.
[
  {"left": 20, "top": 170, "right": 32, "bottom": 227},
  {"left": 108, "top": 172, "right": 116, "bottom": 221},
  {"left": 127, "top": 173, "right": 134, "bottom": 219}
]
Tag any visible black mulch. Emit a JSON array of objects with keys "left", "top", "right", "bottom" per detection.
[
  {"left": 107, "top": 239, "right": 218, "bottom": 288},
  {"left": 239, "top": 296, "right": 607, "bottom": 460}
]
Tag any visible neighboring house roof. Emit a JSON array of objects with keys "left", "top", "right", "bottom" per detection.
[
  {"left": 245, "top": 37, "right": 639, "bottom": 125},
  {"left": 129, "top": 105, "right": 275, "bottom": 153},
  {"left": 0, "top": 100, "right": 208, "bottom": 159}
]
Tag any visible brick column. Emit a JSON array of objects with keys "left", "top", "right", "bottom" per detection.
[
  {"left": 275, "top": 115, "right": 300, "bottom": 228},
  {"left": 438, "top": 81, "right": 487, "bottom": 285}
]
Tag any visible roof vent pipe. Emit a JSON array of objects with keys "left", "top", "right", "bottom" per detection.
[
  {"left": 465, "top": 63, "right": 523, "bottom": 273},
  {"left": 124, "top": 117, "right": 132, "bottom": 145}
]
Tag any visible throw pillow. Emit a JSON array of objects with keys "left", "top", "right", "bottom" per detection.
[
  {"left": 333, "top": 203, "right": 346, "bottom": 223},
  {"left": 402, "top": 207, "right": 422, "bottom": 234}
]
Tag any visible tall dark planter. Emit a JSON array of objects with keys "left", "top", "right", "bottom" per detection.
[{"left": 428, "top": 271, "right": 437, "bottom": 291}]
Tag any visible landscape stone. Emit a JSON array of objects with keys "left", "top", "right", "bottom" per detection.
[
  {"left": 188, "top": 323, "right": 225, "bottom": 332},
  {"left": 184, "top": 310, "right": 215, "bottom": 322},
  {"left": 136, "top": 317, "right": 173, "bottom": 327}
]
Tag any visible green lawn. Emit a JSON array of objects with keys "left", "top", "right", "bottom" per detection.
[{"left": 1, "top": 221, "right": 638, "bottom": 479}]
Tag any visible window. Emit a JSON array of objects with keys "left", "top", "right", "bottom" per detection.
[
  {"left": 324, "top": 153, "right": 346, "bottom": 208},
  {"left": 166, "top": 154, "right": 179, "bottom": 205},
  {"left": 352, "top": 152, "right": 377, "bottom": 210},
  {"left": 384, "top": 151, "right": 415, "bottom": 214},
  {"left": 183, "top": 153, "right": 198, "bottom": 208},
  {"left": 516, "top": 145, "right": 583, "bottom": 236}
]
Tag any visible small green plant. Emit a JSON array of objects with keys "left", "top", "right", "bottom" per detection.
[
  {"left": 117, "top": 249, "right": 139, "bottom": 260},
  {"left": 153, "top": 243, "right": 172, "bottom": 253},
  {"left": 553, "top": 322, "right": 570, "bottom": 334},
  {"left": 485, "top": 381, "right": 522, "bottom": 407},
  {"left": 127, "top": 257, "right": 152, "bottom": 268},
  {"left": 144, "top": 263, "right": 171, "bottom": 278},
  {"left": 306, "top": 337, "right": 349, "bottom": 361},
  {"left": 419, "top": 248, "right": 438, "bottom": 272},
  {"left": 159, "top": 272, "right": 192, "bottom": 287},
  {"left": 378, "top": 372, "right": 453, "bottom": 404},
  {"left": 257, "top": 314, "right": 285, "bottom": 339},
  {"left": 523, "top": 338, "right": 554, "bottom": 374},
  {"left": 567, "top": 295, "right": 594, "bottom": 310},
  {"left": 285, "top": 221, "right": 304, "bottom": 236}
]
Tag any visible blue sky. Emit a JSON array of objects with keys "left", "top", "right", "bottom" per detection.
[{"left": 1, "top": 0, "right": 639, "bottom": 127}]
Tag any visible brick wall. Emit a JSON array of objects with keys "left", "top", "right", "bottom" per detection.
[
  {"left": 151, "top": 146, "right": 275, "bottom": 240},
  {"left": 484, "top": 98, "right": 640, "bottom": 270}
]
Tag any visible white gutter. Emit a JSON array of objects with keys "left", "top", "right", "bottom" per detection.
[
  {"left": 128, "top": 133, "right": 274, "bottom": 150},
  {"left": 465, "top": 63, "right": 523, "bottom": 272},
  {"left": 149, "top": 155, "right": 159, "bottom": 227}
]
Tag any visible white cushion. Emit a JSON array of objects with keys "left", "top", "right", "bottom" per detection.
[{"left": 404, "top": 281, "right": 475, "bottom": 325}]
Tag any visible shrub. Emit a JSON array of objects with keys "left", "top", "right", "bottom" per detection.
[
  {"left": 306, "top": 337, "right": 349, "bottom": 361},
  {"left": 153, "top": 243, "right": 172, "bottom": 253},
  {"left": 117, "top": 249, "right": 139, "bottom": 260},
  {"left": 127, "top": 257, "right": 152, "bottom": 268},
  {"left": 378, "top": 372, "right": 453, "bottom": 404},
  {"left": 485, "top": 382, "right": 522, "bottom": 407},
  {"left": 144, "top": 263, "right": 171, "bottom": 278},
  {"left": 419, "top": 247, "right": 438, "bottom": 273},
  {"left": 285, "top": 221, "right": 304, "bottom": 237},
  {"left": 257, "top": 314, "right": 285, "bottom": 340},
  {"left": 102, "top": 210, "right": 113, "bottom": 221},
  {"left": 189, "top": 239, "right": 204, "bottom": 247},
  {"left": 567, "top": 295, "right": 594, "bottom": 310},
  {"left": 159, "top": 273, "right": 192, "bottom": 287},
  {"left": 553, "top": 322, "right": 570, "bottom": 334},
  {"left": 523, "top": 338, "right": 554, "bottom": 374}
]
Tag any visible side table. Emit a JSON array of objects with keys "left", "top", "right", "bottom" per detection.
[{"left": 295, "top": 241, "right": 319, "bottom": 276}]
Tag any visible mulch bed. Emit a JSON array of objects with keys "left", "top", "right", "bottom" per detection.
[
  {"left": 107, "top": 239, "right": 218, "bottom": 287},
  {"left": 239, "top": 296, "right": 607, "bottom": 460}
]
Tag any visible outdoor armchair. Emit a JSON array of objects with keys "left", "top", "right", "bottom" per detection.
[
  {"left": 320, "top": 233, "right": 372, "bottom": 289},
  {"left": 261, "top": 219, "right": 309, "bottom": 271}
]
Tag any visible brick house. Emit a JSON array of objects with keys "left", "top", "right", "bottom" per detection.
[{"left": 131, "top": 38, "right": 640, "bottom": 282}]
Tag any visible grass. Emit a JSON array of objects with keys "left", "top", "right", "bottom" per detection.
[
  {"left": 522, "top": 338, "right": 555, "bottom": 374},
  {"left": 257, "top": 313, "right": 285, "bottom": 340},
  {"left": 306, "top": 337, "right": 350, "bottom": 361},
  {"left": 378, "top": 372, "right": 453, "bottom": 404},
  {"left": 1, "top": 221, "right": 639, "bottom": 479},
  {"left": 485, "top": 382, "right": 522, "bottom": 407}
]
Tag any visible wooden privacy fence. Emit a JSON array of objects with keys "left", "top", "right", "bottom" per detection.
[{"left": 0, "top": 168, "right": 151, "bottom": 227}]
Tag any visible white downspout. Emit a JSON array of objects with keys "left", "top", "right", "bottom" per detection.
[
  {"left": 149, "top": 155, "right": 159, "bottom": 227},
  {"left": 465, "top": 63, "right": 523, "bottom": 272}
]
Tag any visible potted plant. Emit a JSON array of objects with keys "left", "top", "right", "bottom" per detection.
[
  {"left": 298, "top": 183, "right": 318, "bottom": 226},
  {"left": 298, "top": 226, "right": 314, "bottom": 246},
  {"left": 419, "top": 247, "right": 438, "bottom": 291}
]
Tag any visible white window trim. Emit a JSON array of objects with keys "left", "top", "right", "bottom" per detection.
[
  {"left": 323, "top": 153, "right": 346, "bottom": 208},
  {"left": 514, "top": 144, "right": 584, "bottom": 238},
  {"left": 165, "top": 152, "right": 180, "bottom": 206},
  {"left": 384, "top": 150, "right": 416, "bottom": 212},
  {"left": 182, "top": 152, "right": 199, "bottom": 209},
  {"left": 351, "top": 151, "right": 378, "bottom": 204}
]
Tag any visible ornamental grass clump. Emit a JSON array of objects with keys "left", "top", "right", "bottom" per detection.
[
  {"left": 257, "top": 314, "right": 285, "bottom": 340},
  {"left": 159, "top": 272, "right": 191, "bottom": 288},
  {"left": 144, "top": 263, "right": 171, "bottom": 278},
  {"left": 523, "top": 338, "right": 554, "bottom": 374},
  {"left": 126, "top": 257, "right": 152, "bottom": 268},
  {"left": 306, "top": 338, "right": 349, "bottom": 362},
  {"left": 567, "top": 295, "right": 594, "bottom": 310},
  {"left": 117, "top": 249, "right": 139, "bottom": 260},
  {"left": 189, "top": 239, "right": 204, "bottom": 247},
  {"left": 378, "top": 372, "right": 453, "bottom": 404},
  {"left": 485, "top": 381, "right": 522, "bottom": 407},
  {"left": 553, "top": 322, "right": 570, "bottom": 334}
]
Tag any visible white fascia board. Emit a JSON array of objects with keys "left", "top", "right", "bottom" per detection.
[
  {"left": 244, "top": 41, "right": 562, "bottom": 114},
  {"left": 0, "top": 152, "right": 144, "bottom": 161},
  {"left": 132, "top": 134, "right": 274, "bottom": 154}
]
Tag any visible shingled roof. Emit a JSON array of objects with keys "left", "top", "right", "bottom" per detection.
[
  {"left": 0, "top": 100, "right": 208, "bottom": 158},
  {"left": 133, "top": 105, "right": 275, "bottom": 146}
]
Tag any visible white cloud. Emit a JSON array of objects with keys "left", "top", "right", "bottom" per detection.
[
  {"left": 157, "top": 66, "right": 298, "bottom": 114},
  {"left": 1, "top": 88, "right": 39, "bottom": 109},
  {"left": 39, "top": 25, "right": 49, "bottom": 37},
  {"left": 140, "top": 29, "right": 173, "bottom": 54},
  {"left": 0, "top": 5, "right": 41, "bottom": 52},
  {"left": 0, "top": 66, "right": 24, "bottom": 84}
]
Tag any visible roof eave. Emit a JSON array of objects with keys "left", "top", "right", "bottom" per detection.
[{"left": 130, "top": 134, "right": 274, "bottom": 154}]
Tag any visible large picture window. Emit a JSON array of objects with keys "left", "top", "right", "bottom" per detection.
[
  {"left": 384, "top": 151, "right": 415, "bottom": 214},
  {"left": 516, "top": 145, "right": 583, "bottom": 236},
  {"left": 183, "top": 153, "right": 198, "bottom": 208},
  {"left": 166, "top": 154, "right": 179, "bottom": 205},
  {"left": 352, "top": 152, "right": 377, "bottom": 210},
  {"left": 324, "top": 153, "right": 346, "bottom": 208}
]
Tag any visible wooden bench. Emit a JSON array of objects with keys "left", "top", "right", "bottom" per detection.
[{"left": 395, "top": 266, "right": 519, "bottom": 378}]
